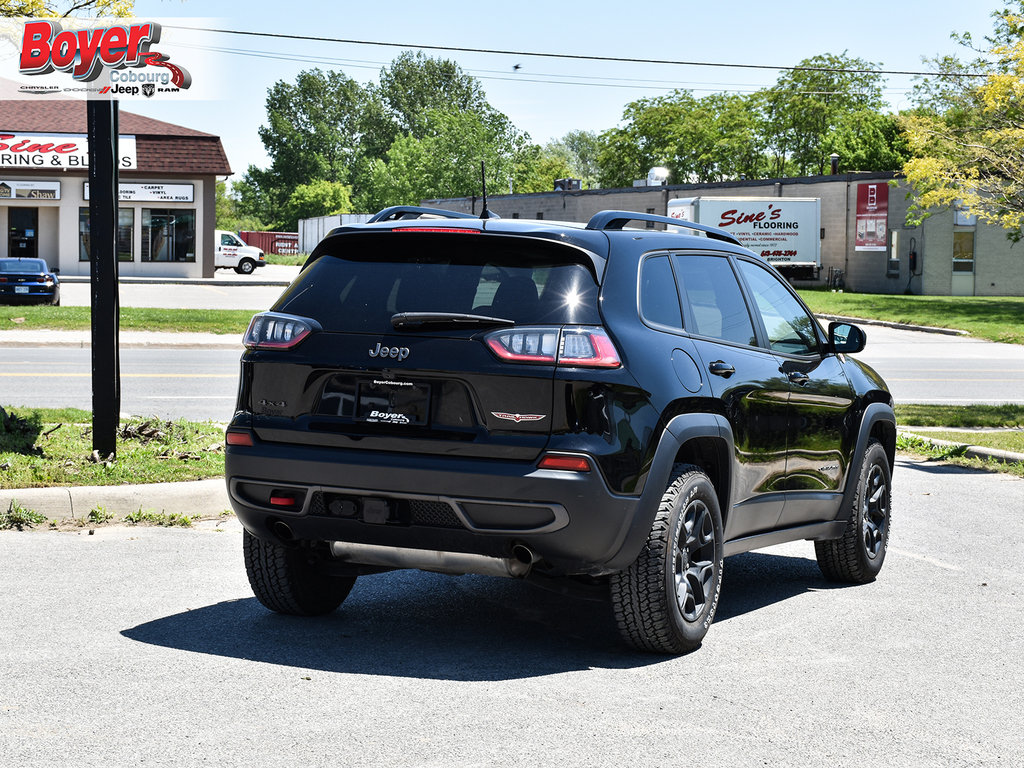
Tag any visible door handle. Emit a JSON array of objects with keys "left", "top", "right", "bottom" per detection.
[
  {"left": 708, "top": 361, "right": 735, "bottom": 378},
  {"left": 787, "top": 371, "right": 810, "bottom": 386}
]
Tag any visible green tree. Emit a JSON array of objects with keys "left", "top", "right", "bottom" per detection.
[
  {"left": 1, "top": 0, "right": 132, "bottom": 15},
  {"left": 215, "top": 180, "right": 265, "bottom": 233},
  {"left": 361, "top": 109, "right": 527, "bottom": 210},
  {"left": 597, "top": 90, "right": 768, "bottom": 187},
  {"left": 237, "top": 68, "right": 370, "bottom": 224},
  {"left": 375, "top": 51, "right": 489, "bottom": 138},
  {"left": 901, "top": 4, "right": 1024, "bottom": 238},
  {"left": 545, "top": 130, "right": 602, "bottom": 188},
  {"left": 761, "top": 53, "right": 887, "bottom": 176},
  {"left": 513, "top": 144, "right": 575, "bottom": 194},
  {"left": 282, "top": 180, "right": 353, "bottom": 229},
  {"left": 824, "top": 111, "right": 909, "bottom": 172}
]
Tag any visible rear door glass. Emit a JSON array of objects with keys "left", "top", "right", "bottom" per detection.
[
  {"left": 277, "top": 233, "right": 600, "bottom": 333},
  {"left": 672, "top": 254, "right": 757, "bottom": 347}
]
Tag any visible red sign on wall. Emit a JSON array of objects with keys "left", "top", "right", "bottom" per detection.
[{"left": 855, "top": 182, "right": 889, "bottom": 252}]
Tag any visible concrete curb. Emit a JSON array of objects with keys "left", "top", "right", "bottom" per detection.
[
  {"left": 817, "top": 314, "right": 970, "bottom": 337},
  {"left": 899, "top": 430, "right": 1024, "bottom": 464},
  {"left": 1, "top": 478, "right": 230, "bottom": 521}
]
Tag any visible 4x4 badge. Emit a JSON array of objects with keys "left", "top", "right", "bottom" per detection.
[{"left": 492, "top": 412, "right": 546, "bottom": 423}]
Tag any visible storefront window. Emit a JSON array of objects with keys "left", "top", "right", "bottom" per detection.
[
  {"left": 141, "top": 209, "right": 195, "bottom": 262},
  {"left": 79, "top": 208, "right": 134, "bottom": 262}
]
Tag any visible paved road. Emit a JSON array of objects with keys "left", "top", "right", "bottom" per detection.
[
  {"left": 1, "top": 456, "right": 1021, "bottom": 767},
  {"left": 4, "top": 324, "right": 1024, "bottom": 421},
  {"left": 1, "top": 346, "right": 241, "bottom": 421},
  {"left": 852, "top": 325, "right": 1024, "bottom": 405},
  {"left": 57, "top": 264, "right": 299, "bottom": 310}
]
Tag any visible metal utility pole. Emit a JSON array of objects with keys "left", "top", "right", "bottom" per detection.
[{"left": 86, "top": 99, "right": 121, "bottom": 458}]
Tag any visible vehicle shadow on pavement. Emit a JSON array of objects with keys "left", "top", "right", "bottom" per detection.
[
  {"left": 715, "top": 551, "right": 848, "bottom": 623},
  {"left": 122, "top": 569, "right": 661, "bottom": 681},
  {"left": 123, "top": 552, "right": 846, "bottom": 679}
]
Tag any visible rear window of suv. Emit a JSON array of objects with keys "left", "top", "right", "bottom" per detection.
[{"left": 276, "top": 232, "right": 601, "bottom": 333}]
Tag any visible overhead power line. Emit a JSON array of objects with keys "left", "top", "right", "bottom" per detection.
[
  {"left": 173, "top": 41, "right": 917, "bottom": 95},
  {"left": 165, "top": 25, "right": 987, "bottom": 79}
]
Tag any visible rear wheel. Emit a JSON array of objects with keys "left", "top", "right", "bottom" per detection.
[
  {"left": 236, "top": 259, "right": 256, "bottom": 275},
  {"left": 243, "top": 529, "right": 356, "bottom": 615},
  {"left": 611, "top": 464, "right": 724, "bottom": 654},
  {"left": 815, "top": 439, "right": 891, "bottom": 583}
]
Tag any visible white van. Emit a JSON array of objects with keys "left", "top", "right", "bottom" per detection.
[{"left": 215, "top": 230, "right": 266, "bottom": 275}]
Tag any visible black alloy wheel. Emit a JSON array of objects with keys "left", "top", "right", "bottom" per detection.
[{"left": 611, "top": 464, "right": 724, "bottom": 654}]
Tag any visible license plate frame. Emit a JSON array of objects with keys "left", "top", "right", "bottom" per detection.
[{"left": 356, "top": 379, "right": 431, "bottom": 426}]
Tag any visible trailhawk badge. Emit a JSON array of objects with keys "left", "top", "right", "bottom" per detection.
[{"left": 491, "top": 412, "right": 546, "bottom": 423}]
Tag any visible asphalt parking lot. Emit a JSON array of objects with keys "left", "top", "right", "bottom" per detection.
[{"left": 2, "top": 456, "right": 1021, "bottom": 767}]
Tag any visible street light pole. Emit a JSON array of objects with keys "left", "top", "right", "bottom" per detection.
[{"left": 86, "top": 99, "right": 121, "bottom": 458}]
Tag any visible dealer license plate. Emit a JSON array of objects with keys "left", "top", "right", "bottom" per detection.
[{"left": 356, "top": 379, "right": 431, "bottom": 426}]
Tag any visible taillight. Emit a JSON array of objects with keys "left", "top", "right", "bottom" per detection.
[
  {"left": 0, "top": 277, "right": 6, "bottom": 283},
  {"left": 225, "top": 429, "right": 254, "bottom": 446},
  {"left": 486, "top": 328, "right": 560, "bottom": 363},
  {"left": 538, "top": 454, "right": 592, "bottom": 472},
  {"left": 243, "top": 312, "right": 319, "bottom": 350},
  {"left": 485, "top": 326, "right": 621, "bottom": 368}
]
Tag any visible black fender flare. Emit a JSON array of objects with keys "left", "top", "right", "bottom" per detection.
[
  {"left": 836, "top": 401, "right": 896, "bottom": 523},
  {"left": 602, "top": 412, "right": 734, "bottom": 571}
]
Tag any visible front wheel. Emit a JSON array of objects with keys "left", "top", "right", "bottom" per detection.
[
  {"left": 815, "top": 439, "right": 892, "bottom": 583},
  {"left": 235, "top": 259, "right": 256, "bottom": 275},
  {"left": 243, "top": 529, "right": 356, "bottom": 615},
  {"left": 611, "top": 464, "right": 724, "bottom": 654}
]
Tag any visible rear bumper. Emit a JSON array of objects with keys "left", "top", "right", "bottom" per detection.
[
  {"left": 0, "top": 286, "right": 57, "bottom": 303},
  {"left": 226, "top": 438, "right": 645, "bottom": 576}
]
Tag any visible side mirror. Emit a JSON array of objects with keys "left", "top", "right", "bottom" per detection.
[
  {"left": 51, "top": 267, "right": 60, "bottom": 275},
  {"left": 829, "top": 321, "right": 865, "bottom": 354}
]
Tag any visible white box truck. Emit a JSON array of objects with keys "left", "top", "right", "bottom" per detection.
[{"left": 667, "top": 197, "right": 821, "bottom": 279}]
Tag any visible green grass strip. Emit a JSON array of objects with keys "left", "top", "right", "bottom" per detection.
[
  {"left": 1, "top": 406, "right": 225, "bottom": 489},
  {"left": 1, "top": 307, "right": 254, "bottom": 335},
  {"left": 799, "top": 291, "right": 1024, "bottom": 345},
  {"left": 894, "top": 404, "right": 1024, "bottom": 428}
]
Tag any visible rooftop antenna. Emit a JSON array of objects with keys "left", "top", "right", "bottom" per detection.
[{"left": 480, "top": 161, "right": 493, "bottom": 220}]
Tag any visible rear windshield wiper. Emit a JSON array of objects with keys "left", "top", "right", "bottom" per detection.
[{"left": 391, "top": 312, "right": 515, "bottom": 330}]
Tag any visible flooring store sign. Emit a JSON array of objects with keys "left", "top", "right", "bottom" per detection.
[{"left": 4, "top": 17, "right": 192, "bottom": 100}]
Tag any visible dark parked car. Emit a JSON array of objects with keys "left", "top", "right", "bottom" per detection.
[
  {"left": 225, "top": 206, "right": 896, "bottom": 654},
  {"left": 0, "top": 258, "right": 60, "bottom": 306}
]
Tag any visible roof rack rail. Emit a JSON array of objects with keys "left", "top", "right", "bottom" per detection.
[
  {"left": 585, "top": 210, "right": 741, "bottom": 246},
  {"left": 368, "top": 205, "right": 499, "bottom": 223}
]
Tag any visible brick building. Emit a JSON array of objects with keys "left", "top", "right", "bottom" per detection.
[
  {"left": 424, "top": 172, "right": 1021, "bottom": 297},
  {"left": 0, "top": 100, "right": 231, "bottom": 278}
]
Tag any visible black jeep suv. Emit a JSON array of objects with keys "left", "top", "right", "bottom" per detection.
[{"left": 225, "top": 206, "right": 895, "bottom": 654}]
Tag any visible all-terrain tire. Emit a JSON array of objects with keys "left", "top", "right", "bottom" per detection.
[
  {"left": 243, "top": 529, "right": 356, "bottom": 615},
  {"left": 611, "top": 464, "right": 724, "bottom": 654},
  {"left": 815, "top": 439, "right": 892, "bottom": 583},
  {"left": 235, "top": 259, "right": 256, "bottom": 275}
]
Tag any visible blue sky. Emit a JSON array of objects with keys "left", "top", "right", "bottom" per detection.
[{"left": 126, "top": 0, "right": 1003, "bottom": 180}]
